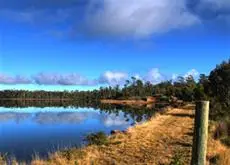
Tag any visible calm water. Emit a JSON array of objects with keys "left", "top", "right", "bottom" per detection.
[{"left": 0, "top": 105, "right": 155, "bottom": 161}]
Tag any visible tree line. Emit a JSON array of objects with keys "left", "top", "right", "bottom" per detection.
[{"left": 0, "top": 75, "right": 198, "bottom": 102}]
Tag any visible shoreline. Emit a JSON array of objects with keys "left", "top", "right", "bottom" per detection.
[
  {"left": 29, "top": 105, "right": 199, "bottom": 164},
  {"left": 100, "top": 99, "right": 154, "bottom": 106},
  {"left": 0, "top": 105, "right": 228, "bottom": 165}
]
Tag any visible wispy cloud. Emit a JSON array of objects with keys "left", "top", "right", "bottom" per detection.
[
  {"left": 0, "top": 74, "right": 31, "bottom": 85},
  {"left": 0, "top": 68, "right": 200, "bottom": 87},
  {"left": 144, "top": 68, "right": 165, "bottom": 84},
  {"left": 33, "top": 73, "right": 93, "bottom": 86}
]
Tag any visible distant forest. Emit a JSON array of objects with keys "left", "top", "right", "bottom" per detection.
[
  {"left": 0, "top": 75, "right": 199, "bottom": 102},
  {"left": 0, "top": 74, "right": 205, "bottom": 102},
  {"left": 0, "top": 59, "right": 229, "bottom": 120}
]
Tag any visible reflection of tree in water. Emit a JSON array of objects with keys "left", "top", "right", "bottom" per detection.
[
  {"left": 0, "top": 100, "right": 167, "bottom": 123},
  {"left": 0, "top": 100, "right": 72, "bottom": 108},
  {"left": 96, "top": 104, "right": 160, "bottom": 122}
]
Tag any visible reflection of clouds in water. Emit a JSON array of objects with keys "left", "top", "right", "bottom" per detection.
[
  {"left": 34, "top": 112, "right": 96, "bottom": 125},
  {"left": 0, "top": 107, "right": 101, "bottom": 124},
  {"left": 0, "top": 113, "right": 31, "bottom": 123},
  {"left": 34, "top": 111, "right": 131, "bottom": 126},
  {"left": 101, "top": 113, "right": 130, "bottom": 127},
  {"left": 0, "top": 111, "right": 98, "bottom": 124},
  {"left": 0, "top": 109, "right": 133, "bottom": 126}
]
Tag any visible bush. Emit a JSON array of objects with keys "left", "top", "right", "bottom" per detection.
[
  {"left": 170, "top": 152, "right": 184, "bottom": 165},
  {"left": 159, "top": 96, "right": 169, "bottom": 102},
  {"left": 85, "top": 132, "right": 109, "bottom": 146},
  {"left": 208, "top": 60, "right": 230, "bottom": 121}
]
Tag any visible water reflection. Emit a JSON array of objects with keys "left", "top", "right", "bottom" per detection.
[
  {"left": 0, "top": 106, "right": 155, "bottom": 125},
  {"left": 0, "top": 99, "right": 166, "bottom": 123},
  {"left": 0, "top": 113, "right": 30, "bottom": 123},
  {"left": 0, "top": 101, "right": 166, "bottom": 162},
  {"left": 34, "top": 112, "right": 92, "bottom": 125}
]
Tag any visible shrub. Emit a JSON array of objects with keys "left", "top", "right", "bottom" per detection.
[
  {"left": 170, "top": 152, "right": 184, "bottom": 165},
  {"left": 159, "top": 96, "right": 169, "bottom": 102},
  {"left": 208, "top": 60, "right": 230, "bottom": 121},
  {"left": 85, "top": 132, "right": 109, "bottom": 146}
]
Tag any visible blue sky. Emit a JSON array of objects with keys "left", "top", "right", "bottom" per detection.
[{"left": 0, "top": 0, "right": 229, "bottom": 91}]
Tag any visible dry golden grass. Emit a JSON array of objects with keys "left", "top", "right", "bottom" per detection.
[
  {"left": 207, "top": 123, "right": 230, "bottom": 165},
  {"left": 218, "top": 149, "right": 230, "bottom": 165}
]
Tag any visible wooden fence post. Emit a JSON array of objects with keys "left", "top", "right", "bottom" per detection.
[{"left": 191, "top": 101, "right": 210, "bottom": 165}]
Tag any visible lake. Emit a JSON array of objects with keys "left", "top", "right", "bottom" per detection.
[{"left": 0, "top": 104, "right": 157, "bottom": 162}]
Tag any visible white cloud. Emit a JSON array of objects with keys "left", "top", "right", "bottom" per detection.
[
  {"left": 184, "top": 69, "right": 199, "bottom": 78},
  {"left": 99, "top": 71, "right": 128, "bottom": 86},
  {"left": 133, "top": 74, "right": 143, "bottom": 80},
  {"left": 85, "top": 0, "right": 200, "bottom": 38},
  {"left": 172, "top": 73, "right": 179, "bottom": 81},
  {"left": 33, "top": 73, "right": 60, "bottom": 85},
  {"left": 58, "top": 73, "right": 90, "bottom": 85},
  {"left": 144, "top": 68, "right": 165, "bottom": 84}
]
